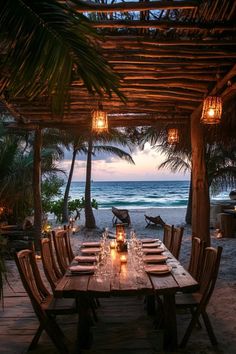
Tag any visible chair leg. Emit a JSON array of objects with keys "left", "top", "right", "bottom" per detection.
[
  {"left": 190, "top": 306, "right": 202, "bottom": 328},
  {"left": 202, "top": 310, "right": 218, "bottom": 346},
  {"left": 45, "top": 319, "right": 69, "bottom": 354},
  {"left": 180, "top": 308, "right": 201, "bottom": 348},
  {"left": 28, "top": 324, "right": 43, "bottom": 350}
]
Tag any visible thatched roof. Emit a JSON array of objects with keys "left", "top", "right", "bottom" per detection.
[{"left": 1, "top": 0, "right": 236, "bottom": 131}]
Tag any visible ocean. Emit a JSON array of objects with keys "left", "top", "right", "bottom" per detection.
[{"left": 62, "top": 181, "right": 229, "bottom": 210}]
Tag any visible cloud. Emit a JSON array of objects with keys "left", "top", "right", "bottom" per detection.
[{"left": 57, "top": 143, "right": 190, "bottom": 182}]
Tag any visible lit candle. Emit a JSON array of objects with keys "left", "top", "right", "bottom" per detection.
[
  {"left": 120, "top": 255, "right": 127, "bottom": 263},
  {"left": 110, "top": 240, "right": 116, "bottom": 249},
  {"left": 234, "top": 206, "right": 236, "bottom": 211}
]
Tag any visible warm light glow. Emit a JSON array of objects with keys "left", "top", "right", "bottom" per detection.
[
  {"left": 92, "top": 110, "right": 108, "bottom": 133},
  {"left": 201, "top": 96, "right": 222, "bottom": 124},
  {"left": 167, "top": 128, "right": 179, "bottom": 144},
  {"left": 110, "top": 240, "right": 116, "bottom": 249},
  {"left": 120, "top": 255, "right": 127, "bottom": 263},
  {"left": 111, "top": 249, "right": 116, "bottom": 260},
  {"left": 117, "top": 234, "right": 124, "bottom": 242},
  {"left": 116, "top": 224, "right": 125, "bottom": 242}
]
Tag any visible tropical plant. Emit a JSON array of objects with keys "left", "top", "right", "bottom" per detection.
[
  {"left": 0, "top": 125, "right": 65, "bottom": 223},
  {"left": 0, "top": 0, "right": 123, "bottom": 113},
  {"left": 41, "top": 175, "right": 64, "bottom": 216},
  {"left": 47, "top": 197, "right": 98, "bottom": 223}
]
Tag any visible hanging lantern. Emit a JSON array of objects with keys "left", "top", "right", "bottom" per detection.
[
  {"left": 167, "top": 128, "right": 179, "bottom": 144},
  {"left": 92, "top": 109, "right": 108, "bottom": 133},
  {"left": 201, "top": 96, "right": 222, "bottom": 124}
]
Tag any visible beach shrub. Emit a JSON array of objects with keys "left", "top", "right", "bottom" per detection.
[
  {"left": 41, "top": 175, "right": 64, "bottom": 214},
  {"left": 47, "top": 197, "right": 98, "bottom": 222}
]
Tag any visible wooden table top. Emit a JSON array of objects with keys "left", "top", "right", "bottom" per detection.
[{"left": 55, "top": 241, "right": 198, "bottom": 298}]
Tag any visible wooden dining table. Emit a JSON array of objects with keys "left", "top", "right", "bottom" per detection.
[{"left": 55, "top": 239, "right": 198, "bottom": 352}]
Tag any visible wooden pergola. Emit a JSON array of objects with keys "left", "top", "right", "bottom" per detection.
[{"left": 1, "top": 0, "right": 236, "bottom": 245}]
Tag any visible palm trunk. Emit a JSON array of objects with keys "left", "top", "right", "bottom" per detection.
[
  {"left": 33, "top": 129, "right": 42, "bottom": 251},
  {"left": 85, "top": 137, "right": 96, "bottom": 229},
  {"left": 62, "top": 149, "right": 77, "bottom": 223},
  {"left": 185, "top": 172, "right": 192, "bottom": 224}
]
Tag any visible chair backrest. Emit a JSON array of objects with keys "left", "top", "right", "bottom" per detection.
[
  {"left": 163, "top": 224, "right": 173, "bottom": 250},
  {"left": 51, "top": 230, "right": 71, "bottom": 274},
  {"left": 112, "top": 206, "right": 131, "bottom": 225},
  {"left": 62, "top": 226, "right": 75, "bottom": 263},
  {"left": 40, "top": 237, "right": 63, "bottom": 292},
  {"left": 198, "top": 246, "right": 222, "bottom": 307},
  {"left": 188, "top": 237, "right": 206, "bottom": 281},
  {"left": 15, "top": 249, "right": 51, "bottom": 320},
  {"left": 170, "top": 226, "right": 184, "bottom": 259}
]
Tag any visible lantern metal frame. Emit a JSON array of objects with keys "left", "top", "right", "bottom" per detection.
[
  {"left": 91, "top": 108, "right": 108, "bottom": 133},
  {"left": 201, "top": 96, "right": 222, "bottom": 124}
]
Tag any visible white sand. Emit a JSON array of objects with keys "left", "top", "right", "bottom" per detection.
[{"left": 73, "top": 207, "right": 236, "bottom": 354}]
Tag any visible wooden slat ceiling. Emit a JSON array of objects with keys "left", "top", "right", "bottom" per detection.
[{"left": 3, "top": 0, "right": 236, "bottom": 130}]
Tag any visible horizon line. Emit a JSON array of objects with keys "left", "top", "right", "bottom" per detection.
[{"left": 71, "top": 179, "right": 190, "bottom": 183}]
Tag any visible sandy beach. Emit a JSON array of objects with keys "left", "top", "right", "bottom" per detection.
[{"left": 72, "top": 207, "right": 236, "bottom": 354}]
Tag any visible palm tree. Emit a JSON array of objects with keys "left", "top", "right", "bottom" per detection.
[
  {"left": 61, "top": 139, "right": 88, "bottom": 223},
  {"left": 158, "top": 145, "right": 236, "bottom": 224},
  {"left": 84, "top": 131, "right": 135, "bottom": 229}
]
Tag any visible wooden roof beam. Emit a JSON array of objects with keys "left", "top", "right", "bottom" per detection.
[
  {"left": 73, "top": 0, "right": 198, "bottom": 13},
  {"left": 93, "top": 20, "right": 236, "bottom": 30},
  {"left": 103, "top": 37, "right": 236, "bottom": 47}
]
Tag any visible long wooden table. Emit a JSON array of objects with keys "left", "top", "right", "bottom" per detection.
[{"left": 55, "top": 241, "right": 198, "bottom": 352}]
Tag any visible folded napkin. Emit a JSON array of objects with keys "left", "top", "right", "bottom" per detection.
[
  {"left": 143, "top": 255, "right": 167, "bottom": 263},
  {"left": 81, "top": 241, "right": 101, "bottom": 247},
  {"left": 81, "top": 247, "right": 100, "bottom": 254},
  {"left": 74, "top": 255, "right": 97, "bottom": 263},
  {"left": 142, "top": 247, "right": 165, "bottom": 254},
  {"left": 69, "top": 264, "right": 96, "bottom": 274},
  {"left": 142, "top": 242, "right": 161, "bottom": 248},
  {"left": 145, "top": 264, "right": 171, "bottom": 274},
  {"left": 141, "top": 238, "right": 159, "bottom": 243}
]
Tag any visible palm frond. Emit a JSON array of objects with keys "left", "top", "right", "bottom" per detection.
[
  {"left": 0, "top": 0, "right": 124, "bottom": 113},
  {"left": 93, "top": 145, "right": 135, "bottom": 164}
]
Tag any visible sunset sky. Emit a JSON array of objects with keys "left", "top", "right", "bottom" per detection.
[{"left": 59, "top": 142, "right": 190, "bottom": 182}]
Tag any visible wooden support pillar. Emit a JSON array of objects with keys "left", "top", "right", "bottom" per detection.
[
  {"left": 33, "top": 128, "right": 42, "bottom": 251},
  {"left": 191, "top": 111, "right": 210, "bottom": 246}
]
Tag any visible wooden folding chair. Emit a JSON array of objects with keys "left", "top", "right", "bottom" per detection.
[
  {"left": 144, "top": 215, "right": 165, "bottom": 228},
  {"left": 112, "top": 206, "right": 131, "bottom": 226},
  {"left": 15, "top": 249, "right": 75, "bottom": 353},
  {"left": 176, "top": 246, "right": 223, "bottom": 347},
  {"left": 40, "top": 237, "right": 65, "bottom": 292},
  {"left": 188, "top": 237, "right": 206, "bottom": 281},
  {"left": 163, "top": 224, "right": 173, "bottom": 250},
  {"left": 170, "top": 226, "right": 184, "bottom": 259}
]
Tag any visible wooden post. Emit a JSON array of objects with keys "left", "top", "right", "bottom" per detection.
[
  {"left": 191, "top": 111, "right": 210, "bottom": 246},
  {"left": 33, "top": 128, "right": 42, "bottom": 251}
]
